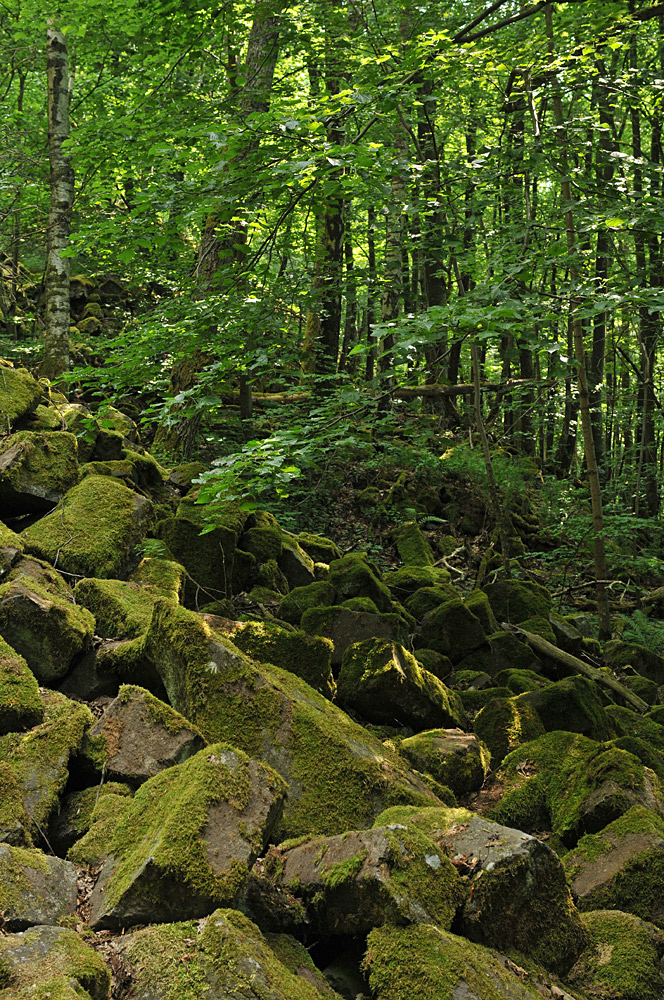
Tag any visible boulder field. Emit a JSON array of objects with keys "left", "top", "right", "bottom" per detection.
[{"left": 1, "top": 364, "right": 664, "bottom": 1000}]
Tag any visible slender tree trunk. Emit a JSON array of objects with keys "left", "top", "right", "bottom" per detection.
[
  {"left": 546, "top": 3, "right": 611, "bottom": 639},
  {"left": 42, "top": 22, "right": 74, "bottom": 384}
]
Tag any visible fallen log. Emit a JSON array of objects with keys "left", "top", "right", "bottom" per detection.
[{"left": 502, "top": 623, "right": 649, "bottom": 715}]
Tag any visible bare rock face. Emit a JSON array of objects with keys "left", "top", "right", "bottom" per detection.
[
  {"left": 0, "top": 844, "right": 78, "bottom": 930},
  {"left": 85, "top": 684, "right": 206, "bottom": 786},
  {"left": 261, "top": 824, "right": 465, "bottom": 936},
  {"left": 86, "top": 742, "right": 287, "bottom": 930}
]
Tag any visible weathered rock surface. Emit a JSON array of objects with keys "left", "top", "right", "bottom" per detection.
[
  {"left": 0, "top": 924, "right": 110, "bottom": 1000},
  {"left": 0, "top": 366, "right": 41, "bottom": 429},
  {"left": 416, "top": 598, "right": 489, "bottom": 663},
  {"left": 86, "top": 742, "right": 287, "bottom": 929},
  {"left": 0, "top": 430, "right": 79, "bottom": 515},
  {"left": 84, "top": 684, "right": 206, "bottom": 786},
  {"left": 400, "top": 729, "right": 490, "bottom": 797},
  {"left": 301, "top": 605, "right": 408, "bottom": 665},
  {"left": 0, "top": 636, "right": 42, "bottom": 734},
  {"left": 50, "top": 781, "right": 132, "bottom": 856},
  {"left": 567, "top": 909, "right": 664, "bottom": 1000},
  {"left": 264, "top": 824, "right": 464, "bottom": 935},
  {"left": 0, "top": 844, "right": 78, "bottom": 930}
]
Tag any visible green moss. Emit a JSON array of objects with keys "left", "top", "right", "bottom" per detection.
[
  {"left": 518, "top": 615, "right": 557, "bottom": 644},
  {"left": 277, "top": 581, "right": 335, "bottom": 625},
  {"left": 363, "top": 923, "right": 543, "bottom": 1000},
  {"left": 340, "top": 596, "right": 380, "bottom": 613},
  {"left": 473, "top": 696, "right": 544, "bottom": 767},
  {"left": 392, "top": 522, "right": 435, "bottom": 566},
  {"left": 0, "top": 431, "right": 79, "bottom": 515},
  {"left": 416, "top": 598, "right": 488, "bottom": 663},
  {"left": 0, "top": 845, "right": 49, "bottom": 914},
  {"left": 0, "top": 925, "right": 110, "bottom": 1000},
  {"left": 493, "top": 668, "right": 549, "bottom": 694},
  {"left": 463, "top": 589, "right": 499, "bottom": 634},
  {"left": 383, "top": 566, "right": 452, "bottom": 596},
  {"left": 400, "top": 730, "right": 491, "bottom": 797},
  {"left": 646, "top": 705, "right": 664, "bottom": 726},
  {"left": 228, "top": 620, "right": 335, "bottom": 699},
  {"left": 256, "top": 558, "right": 289, "bottom": 593},
  {"left": 296, "top": 531, "right": 341, "bottom": 564},
  {"left": 458, "top": 686, "right": 513, "bottom": 713},
  {"left": 67, "top": 788, "right": 133, "bottom": 866},
  {"left": 567, "top": 910, "right": 664, "bottom": 1000},
  {"left": 405, "top": 585, "right": 459, "bottom": 620},
  {"left": 518, "top": 675, "right": 615, "bottom": 742},
  {"left": 129, "top": 556, "right": 185, "bottom": 602},
  {"left": 22, "top": 475, "right": 154, "bottom": 579},
  {"left": 328, "top": 553, "right": 392, "bottom": 612},
  {"left": 0, "top": 366, "right": 41, "bottom": 428},
  {"left": 74, "top": 577, "right": 154, "bottom": 639},
  {"left": 605, "top": 639, "right": 664, "bottom": 682},
  {"left": 606, "top": 705, "right": 664, "bottom": 752},
  {"left": 413, "top": 649, "right": 453, "bottom": 681},
  {"left": 0, "top": 760, "right": 31, "bottom": 844},
  {"left": 0, "top": 636, "right": 42, "bottom": 733},
  {"left": 242, "top": 525, "right": 283, "bottom": 563},
  {"left": 483, "top": 579, "right": 552, "bottom": 624}
]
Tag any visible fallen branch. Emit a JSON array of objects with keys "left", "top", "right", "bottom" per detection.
[
  {"left": 392, "top": 378, "right": 556, "bottom": 401},
  {"left": 502, "top": 623, "right": 649, "bottom": 714}
]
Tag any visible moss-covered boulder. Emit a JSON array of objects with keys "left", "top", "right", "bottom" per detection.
[
  {"left": 296, "top": 530, "right": 341, "bottom": 564},
  {"left": 605, "top": 639, "right": 664, "bottom": 684},
  {"left": 563, "top": 805, "right": 664, "bottom": 925},
  {"left": 0, "top": 690, "right": 93, "bottom": 846},
  {"left": 483, "top": 578, "right": 552, "bottom": 624},
  {"left": 459, "top": 628, "right": 543, "bottom": 677},
  {"left": 0, "top": 366, "right": 41, "bottom": 430},
  {"left": 278, "top": 534, "right": 316, "bottom": 588},
  {"left": 404, "top": 584, "right": 459, "bottom": 620},
  {"left": 84, "top": 684, "right": 206, "bottom": 786},
  {"left": 363, "top": 923, "right": 546, "bottom": 1000},
  {"left": 0, "top": 559, "right": 95, "bottom": 683},
  {"left": 328, "top": 553, "right": 392, "bottom": 611},
  {"left": 277, "top": 581, "right": 335, "bottom": 626},
  {"left": 144, "top": 600, "right": 442, "bottom": 839},
  {"left": 301, "top": 605, "right": 408, "bottom": 665},
  {"left": 266, "top": 824, "right": 465, "bottom": 935},
  {"left": 116, "top": 909, "right": 344, "bottom": 1000},
  {"left": 0, "top": 844, "right": 78, "bottom": 930},
  {"left": 221, "top": 619, "right": 335, "bottom": 699},
  {"left": 383, "top": 565, "right": 452, "bottom": 597},
  {"left": 74, "top": 558, "right": 185, "bottom": 641},
  {"left": 0, "top": 520, "right": 23, "bottom": 577},
  {"left": 493, "top": 667, "right": 550, "bottom": 693},
  {"left": 567, "top": 910, "right": 664, "bottom": 1000},
  {"left": 373, "top": 805, "right": 587, "bottom": 976},
  {"left": 463, "top": 588, "right": 499, "bottom": 634},
  {"left": 518, "top": 674, "right": 616, "bottom": 741},
  {"left": 0, "top": 637, "right": 42, "bottom": 735},
  {"left": 0, "top": 924, "right": 110, "bottom": 1000},
  {"left": 22, "top": 475, "right": 154, "bottom": 579},
  {"left": 156, "top": 498, "right": 246, "bottom": 605},
  {"left": 338, "top": 639, "right": 466, "bottom": 730},
  {"left": 0, "top": 431, "right": 79, "bottom": 515},
  {"left": 241, "top": 524, "right": 283, "bottom": 562},
  {"left": 391, "top": 521, "right": 435, "bottom": 566},
  {"left": 86, "top": 742, "right": 287, "bottom": 930},
  {"left": 416, "top": 598, "right": 489, "bottom": 664},
  {"left": 489, "top": 731, "right": 664, "bottom": 848},
  {"left": 400, "top": 730, "right": 490, "bottom": 797},
  {"left": 49, "top": 781, "right": 132, "bottom": 856},
  {"left": 67, "top": 783, "right": 133, "bottom": 867}
]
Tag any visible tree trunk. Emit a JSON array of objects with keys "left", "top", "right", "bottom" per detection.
[{"left": 42, "top": 22, "right": 74, "bottom": 385}]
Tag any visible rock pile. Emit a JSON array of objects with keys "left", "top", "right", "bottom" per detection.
[{"left": 1, "top": 363, "right": 664, "bottom": 1000}]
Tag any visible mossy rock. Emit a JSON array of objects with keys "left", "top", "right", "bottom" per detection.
[
  {"left": 67, "top": 785, "right": 134, "bottom": 866},
  {"left": 278, "top": 535, "right": 316, "bottom": 589},
  {"left": 625, "top": 674, "right": 659, "bottom": 705},
  {"left": 0, "top": 844, "right": 78, "bottom": 931},
  {"left": 391, "top": 521, "right": 435, "bottom": 566},
  {"left": 493, "top": 668, "right": 550, "bottom": 694},
  {"left": 518, "top": 614, "right": 557, "bottom": 645},
  {"left": 416, "top": 598, "right": 489, "bottom": 664},
  {"left": 383, "top": 565, "right": 452, "bottom": 596},
  {"left": 83, "top": 301, "right": 103, "bottom": 319},
  {"left": 0, "top": 366, "right": 41, "bottom": 429},
  {"left": 74, "top": 577, "right": 155, "bottom": 639},
  {"left": 301, "top": 605, "right": 409, "bottom": 665},
  {"left": 483, "top": 578, "right": 552, "bottom": 624},
  {"left": 341, "top": 595, "right": 380, "bottom": 613},
  {"left": 458, "top": 685, "right": 514, "bottom": 714},
  {"left": 473, "top": 696, "right": 544, "bottom": 767},
  {"left": 144, "top": 600, "right": 442, "bottom": 839},
  {"left": 400, "top": 730, "right": 490, "bottom": 796},
  {"left": 463, "top": 588, "right": 498, "bottom": 634},
  {"left": 59, "top": 402, "right": 99, "bottom": 462},
  {"left": 0, "top": 637, "right": 42, "bottom": 735},
  {"left": 647, "top": 705, "right": 664, "bottom": 726},
  {"left": 128, "top": 556, "right": 185, "bottom": 602},
  {"left": 296, "top": 530, "right": 341, "bottom": 564},
  {"left": 0, "top": 520, "right": 23, "bottom": 577},
  {"left": 0, "top": 924, "right": 110, "bottom": 1000},
  {"left": 567, "top": 909, "right": 664, "bottom": 1000},
  {"left": 489, "top": 731, "right": 664, "bottom": 848},
  {"left": 49, "top": 781, "right": 132, "bottom": 856},
  {"left": 20, "top": 403, "right": 62, "bottom": 432},
  {"left": 606, "top": 705, "right": 664, "bottom": 753},
  {"left": 563, "top": 805, "right": 664, "bottom": 926},
  {"left": 167, "top": 460, "right": 207, "bottom": 490},
  {"left": 78, "top": 314, "right": 103, "bottom": 334},
  {"left": 22, "top": 475, "right": 154, "bottom": 580},
  {"left": 338, "top": 639, "right": 467, "bottom": 731},
  {"left": 221, "top": 619, "right": 336, "bottom": 699},
  {"left": 277, "top": 581, "right": 335, "bottom": 626},
  {"left": 456, "top": 629, "right": 543, "bottom": 678},
  {"left": 404, "top": 584, "right": 458, "bottom": 620},
  {"left": 86, "top": 742, "right": 287, "bottom": 930},
  {"left": 0, "top": 561, "right": 95, "bottom": 684},
  {"left": 518, "top": 675, "right": 616, "bottom": 742},
  {"left": 116, "top": 908, "right": 344, "bottom": 1000},
  {"left": 0, "top": 690, "right": 93, "bottom": 844},
  {"left": 605, "top": 640, "right": 664, "bottom": 684},
  {"left": 363, "top": 921, "right": 549, "bottom": 999},
  {"left": 0, "top": 431, "right": 79, "bottom": 515},
  {"left": 414, "top": 649, "right": 454, "bottom": 681},
  {"left": 256, "top": 558, "right": 290, "bottom": 594},
  {"left": 242, "top": 525, "right": 283, "bottom": 563},
  {"left": 328, "top": 552, "right": 392, "bottom": 612}
]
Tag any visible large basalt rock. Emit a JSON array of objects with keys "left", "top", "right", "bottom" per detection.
[
  {"left": 144, "top": 599, "right": 442, "bottom": 839},
  {"left": 301, "top": 605, "right": 408, "bottom": 665},
  {"left": 0, "top": 520, "right": 23, "bottom": 579},
  {"left": 264, "top": 824, "right": 464, "bottom": 936},
  {"left": 0, "top": 689, "right": 93, "bottom": 845},
  {"left": 86, "top": 742, "right": 287, "bottom": 930},
  {"left": 472, "top": 695, "right": 545, "bottom": 767},
  {"left": 563, "top": 805, "right": 664, "bottom": 926},
  {"left": 363, "top": 923, "right": 546, "bottom": 1000},
  {"left": 73, "top": 558, "right": 185, "bottom": 640},
  {"left": 0, "top": 558, "right": 95, "bottom": 683},
  {"left": 84, "top": 684, "right": 206, "bottom": 786},
  {"left": 0, "top": 844, "right": 78, "bottom": 930},
  {"left": 374, "top": 805, "right": 587, "bottom": 976},
  {"left": 0, "top": 636, "right": 43, "bottom": 735},
  {"left": 0, "top": 365, "right": 41, "bottom": 429},
  {"left": 327, "top": 553, "right": 392, "bottom": 612},
  {"left": 116, "top": 908, "right": 344, "bottom": 1000},
  {"left": 400, "top": 730, "right": 490, "bottom": 797},
  {"left": 482, "top": 578, "right": 553, "bottom": 624},
  {"left": 0, "top": 924, "right": 110, "bottom": 1000},
  {"left": 391, "top": 521, "right": 435, "bottom": 566},
  {"left": 0, "top": 430, "right": 79, "bottom": 515},
  {"left": 22, "top": 475, "right": 154, "bottom": 579},
  {"left": 416, "top": 598, "right": 489, "bottom": 663},
  {"left": 49, "top": 781, "right": 132, "bottom": 856},
  {"left": 567, "top": 910, "right": 664, "bottom": 1000},
  {"left": 337, "top": 639, "right": 466, "bottom": 730}
]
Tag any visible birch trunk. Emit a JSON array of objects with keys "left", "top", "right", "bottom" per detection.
[{"left": 42, "top": 23, "right": 74, "bottom": 383}]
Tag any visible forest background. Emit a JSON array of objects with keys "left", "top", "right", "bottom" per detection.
[{"left": 3, "top": 0, "right": 664, "bottom": 636}]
